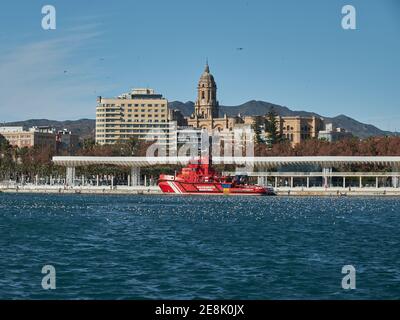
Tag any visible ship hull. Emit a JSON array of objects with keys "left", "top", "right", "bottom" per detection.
[{"left": 158, "top": 180, "right": 274, "bottom": 196}]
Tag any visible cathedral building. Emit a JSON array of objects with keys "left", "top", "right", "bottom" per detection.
[
  {"left": 186, "top": 63, "right": 241, "bottom": 132},
  {"left": 186, "top": 62, "right": 325, "bottom": 147}
]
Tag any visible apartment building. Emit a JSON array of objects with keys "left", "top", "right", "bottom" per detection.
[
  {"left": 95, "top": 88, "right": 174, "bottom": 145},
  {"left": 0, "top": 126, "right": 56, "bottom": 148}
]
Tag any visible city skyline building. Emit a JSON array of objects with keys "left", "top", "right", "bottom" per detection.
[
  {"left": 0, "top": 126, "right": 57, "bottom": 148},
  {"left": 95, "top": 88, "right": 174, "bottom": 145},
  {"left": 185, "top": 63, "right": 325, "bottom": 147}
]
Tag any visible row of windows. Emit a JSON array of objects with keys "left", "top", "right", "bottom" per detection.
[
  {"left": 97, "top": 115, "right": 121, "bottom": 118},
  {"left": 97, "top": 126, "right": 171, "bottom": 131},
  {"left": 283, "top": 133, "right": 311, "bottom": 141},
  {"left": 96, "top": 135, "right": 170, "bottom": 139},
  {"left": 97, "top": 110, "right": 167, "bottom": 116},
  {"left": 96, "top": 119, "right": 166, "bottom": 124},
  {"left": 97, "top": 112, "right": 166, "bottom": 116},
  {"left": 125, "top": 109, "right": 166, "bottom": 113},
  {"left": 97, "top": 123, "right": 171, "bottom": 128},
  {"left": 282, "top": 125, "right": 313, "bottom": 131},
  {"left": 283, "top": 126, "right": 294, "bottom": 131},
  {"left": 126, "top": 114, "right": 165, "bottom": 117},
  {"left": 96, "top": 132, "right": 172, "bottom": 136},
  {"left": 99, "top": 103, "right": 166, "bottom": 108},
  {"left": 97, "top": 113, "right": 166, "bottom": 120},
  {"left": 101, "top": 109, "right": 121, "bottom": 113},
  {"left": 100, "top": 129, "right": 170, "bottom": 133},
  {"left": 96, "top": 135, "right": 169, "bottom": 144},
  {"left": 123, "top": 124, "right": 170, "bottom": 128}
]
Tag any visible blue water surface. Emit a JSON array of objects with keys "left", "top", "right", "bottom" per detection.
[{"left": 0, "top": 193, "right": 399, "bottom": 299}]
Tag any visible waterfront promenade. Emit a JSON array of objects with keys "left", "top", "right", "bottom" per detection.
[
  {"left": 2, "top": 156, "right": 400, "bottom": 196},
  {"left": 0, "top": 184, "right": 161, "bottom": 195},
  {"left": 1, "top": 183, "right": 400, "bottom": 196}
]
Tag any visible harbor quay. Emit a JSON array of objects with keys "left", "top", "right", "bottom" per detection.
[
  {"left": 2, "top": 156, "right": 400, "bottom": 196},
  {"left": 1, "top": 185, "right": 399, "bottom": 196}
]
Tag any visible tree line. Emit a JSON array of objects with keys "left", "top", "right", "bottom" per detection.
[
  {"left": 0, "top": 136, "right": 175, "bottom": 182},
  {"left": 2, "top": 129, "right": 400, "bottom": 182}
]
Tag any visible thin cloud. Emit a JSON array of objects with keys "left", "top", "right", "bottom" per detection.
[{"left": 0, "top": 24, "right": 110, "bottom": 122}]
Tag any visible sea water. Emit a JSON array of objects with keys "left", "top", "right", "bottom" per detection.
[{"left": 0, "top": 193, "right": 399, "bottom": 299}]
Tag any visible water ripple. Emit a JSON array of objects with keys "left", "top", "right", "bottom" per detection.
[{"left": 0, "top": 194, "right": 399, "bottom": 299}]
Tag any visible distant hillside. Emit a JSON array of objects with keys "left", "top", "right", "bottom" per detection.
[
  {"left": 169, "top": 100, "right": 392, "bottom": 138},
  {"left": 325, "top": 115, "right": 390, "bottom": 138},
  {"left": 1, "top": 119, "right": 95, "bottom": 140}
]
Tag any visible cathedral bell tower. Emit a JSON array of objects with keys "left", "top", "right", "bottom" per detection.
[{"left": 194, "top": 62, "right": 219, "bottom": 119}]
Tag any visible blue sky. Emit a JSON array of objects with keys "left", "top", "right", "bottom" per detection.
[{"left": 0, "top": 0, "right": 399, "bottom": 130}]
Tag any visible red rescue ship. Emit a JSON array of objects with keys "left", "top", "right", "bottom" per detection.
[{"left": 158, "top": 159, "right": 275, "bottom": 196}]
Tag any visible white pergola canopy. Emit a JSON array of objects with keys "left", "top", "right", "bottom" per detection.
[{"left": 52, "top": 156, "right": 400, "bottom": 169}]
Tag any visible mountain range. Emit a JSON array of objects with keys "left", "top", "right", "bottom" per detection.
[
  {"left": 169, "top": 100, "right": 393, "bottom": 138},
  {"left": 1, "top": 100, "right": 393, "bottom": 140}
]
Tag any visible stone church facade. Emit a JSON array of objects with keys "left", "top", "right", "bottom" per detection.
[
  {"left": 186, "top": 63, "right": 240, "bottom": 132},
  {"left": 186, "top": 63, "right": 325, "bottom": 147}
]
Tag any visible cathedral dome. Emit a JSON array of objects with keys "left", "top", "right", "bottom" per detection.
[{"left": 198, "top": 62, "right": 216, "bottom": 87}]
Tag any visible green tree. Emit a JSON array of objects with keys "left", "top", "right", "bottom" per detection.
[
  {"left": 0, "top": 134, "right": 13, "bottom": 180},
  {"left": 252, "top": 116, "right": 264, "bottom": 144},
  {"left": 116, "top": 137, "right": 140, "bottom": 156},
  {"left": 265, "top": 108, "right": 281, "bottom": 146},
  {"left": 82, "top": 138, "right": 96, "bottom": 151}
]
